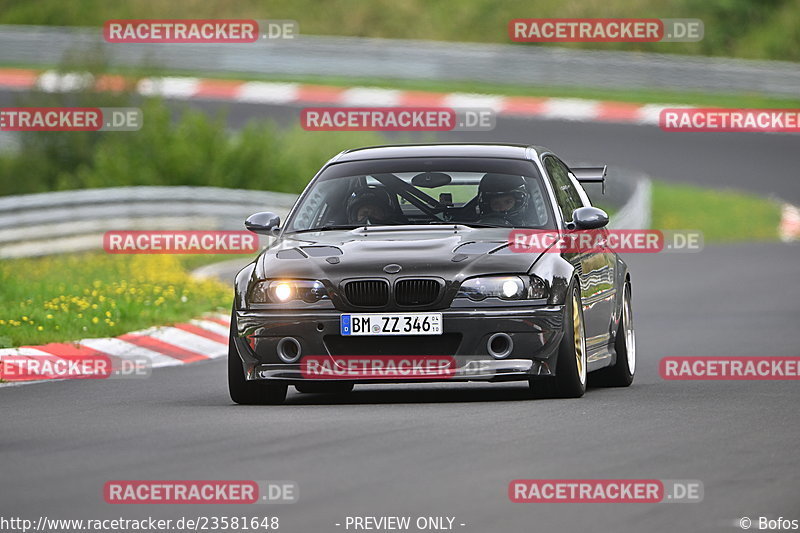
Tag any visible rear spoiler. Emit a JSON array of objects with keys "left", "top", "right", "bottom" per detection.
[{"left": 571, "top": 165, "right": 607, "bottom": 194}]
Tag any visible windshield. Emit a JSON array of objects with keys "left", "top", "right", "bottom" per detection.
[{"left": 285, "top": 157, "right": 555, "bottom": 233}]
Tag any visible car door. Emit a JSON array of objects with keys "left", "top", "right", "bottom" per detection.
[{"left": 543, "top": 155, "right": 616, "bottom": 356}]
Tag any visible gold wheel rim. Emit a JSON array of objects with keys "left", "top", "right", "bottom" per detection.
[
  {"left": 573, "top": 291, "right": 586, "bottom": 385},
  {"left": 624, "top": 285, "right": 636, "bottom": 374}
]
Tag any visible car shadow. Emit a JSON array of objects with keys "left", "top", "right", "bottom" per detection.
[{"left": 281, "top": 382, "right": 572, "bottom": 405}]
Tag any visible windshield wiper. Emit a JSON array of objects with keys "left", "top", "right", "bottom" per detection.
[
  {"left": 425, "top": 221, "right": 506, "bottom": 228},
  {"left": 286, "top": 225, "right": 364, "bottom": 234},
  {"left": 288, "top": 222, "right": 507, "bottom": 234}
]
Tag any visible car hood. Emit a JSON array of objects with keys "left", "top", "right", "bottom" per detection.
[{"left": 255, "top": 225, "right": 544, "bottom": 282}]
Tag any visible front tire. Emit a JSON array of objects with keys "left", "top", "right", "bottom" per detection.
[
  {"left": 228, "top": 312, "right": 287, "bottom": 405},
  {"left": 530, "top": 283, "right": 587, "bottom": 398}
]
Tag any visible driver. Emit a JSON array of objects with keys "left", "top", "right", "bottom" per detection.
[
  {"left": 346, "top": 186, "right": 405, "bottom": 225},
  {"left": 477, "top": 174, "right": 531, "bottom": 226}
]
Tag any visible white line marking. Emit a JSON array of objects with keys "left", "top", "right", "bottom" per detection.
[
  {"left": 207, "top": 313, "right": 232, "bottom": 324},
  {"left": 443, "top": 93, "right": 506, "bottom": 110},
  {"left": 79, "top": 338, "right": 182, "bottom": 368},
  {"left": 542, "top": 98, "right": 600, "bottom": 121},
  {"left": 236, "top": 82, "right": 299, "bottom": 103},
  {"left": 143, "top": 326, "right": 226, "bottom": 356},
  {"left": 341, "top": 87, "right": 401, "bottom": 106},
  {"left": 0, "top": 347, "right": 55, "bottom": 357},
  {"left": 637, "top": 103, "right": 683, "bottom": 125},
  {"left": 137, "top": 77, "right": 201, "bottom": 98},
  {"left": 189, "top": 319, "right": 230, "bottom": 337},
  {"left": 36, "top": 70, "right": 94, "bottom": 93}
]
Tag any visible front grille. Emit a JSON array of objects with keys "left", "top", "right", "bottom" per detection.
[
  {"left": 395, "top": 279, "right": 441, "bottom": 306},
  {"left": 343, "top": 280, "right": 390, "bottom": 307},
  {"left": 324, "top": 334, "right": 462, "bottom": 356}
]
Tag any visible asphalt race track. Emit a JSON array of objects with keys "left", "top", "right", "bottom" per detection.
[
  {"left": 2, "top": 94, "right": 799, "bottom": 532},
  {"left": 3, "top": 243, "right": 799, "bottom": 532}
]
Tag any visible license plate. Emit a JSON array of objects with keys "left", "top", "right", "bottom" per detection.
[{"left": 340, "top": 313, "right": 442, "bottom": 336}]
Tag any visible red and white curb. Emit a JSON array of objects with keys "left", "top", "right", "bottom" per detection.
[
  {"left": 779, "top": 204, "right": 800, "bottom": 242},
  {"left": 0, "top": 67, "right": 671, "bottom": 126},
  {"left": 0, "top": 312, "right": 230, "bottom": 385}
]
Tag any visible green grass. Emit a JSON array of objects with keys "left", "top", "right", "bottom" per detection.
[
  {"left": 0, "top": 0, "right": 798, "bottom": 61},
  {"left": 0, "top": 252, "right": 241, "bottom": 347},
  {"left": 651, "top": 180, "right": 782, "bottom": 242}
]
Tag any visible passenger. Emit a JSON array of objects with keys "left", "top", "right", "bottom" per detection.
[{"left": 346, "top": 187, "right": 405, "bottom": 225}]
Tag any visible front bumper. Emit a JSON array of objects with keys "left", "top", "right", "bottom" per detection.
[{"left": 233, "top": 307, "right": 564, "bottom": 383}]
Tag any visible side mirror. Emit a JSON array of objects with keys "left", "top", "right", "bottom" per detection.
[
  {"left": 245, "top": 211, "right": 281, "bottom": 235},
  {"left": 571, "top": 207, "right": 609, "bottom": 230}
]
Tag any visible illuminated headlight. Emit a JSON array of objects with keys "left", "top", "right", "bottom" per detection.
[
  {"left": 273, "top": 282, "right": 292, "bottom": 301},
  {"left": 457, "top": 275, "right": 548, "bottom": 301},
  {"left": 501, "top": 279, "right": 520, "bottom": 298},
  {"left": 250, "top": 280, "right": 328, "bottom": 304}
]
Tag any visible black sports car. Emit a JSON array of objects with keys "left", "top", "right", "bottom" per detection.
[{"left": 229, "top": 143, "right": 635, "bottom": 404}]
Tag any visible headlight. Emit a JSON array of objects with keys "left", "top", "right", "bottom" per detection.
[
  {"left": 457, "top": 275, "right": 548, "bottom": 301},
  {"left": 250, "top": 279, "right": 328, "bottom": 304}
]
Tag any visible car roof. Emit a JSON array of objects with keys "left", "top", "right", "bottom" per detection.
[{"left": 330, "top": 143, "right": 549, "bottom": 163}]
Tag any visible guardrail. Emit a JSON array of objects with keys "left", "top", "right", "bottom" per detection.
[
  {"left": 0, "top": 25, "right": 798, "bottom": 96},
  {"left": 0, "top": 186, "right": 297, "bottom": 258},
  {"left": 603, "top": 168, "right": 652, "bottom": 231},
  {"left": 0, "top": 167, "right": 650, "bottom": 259}
]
